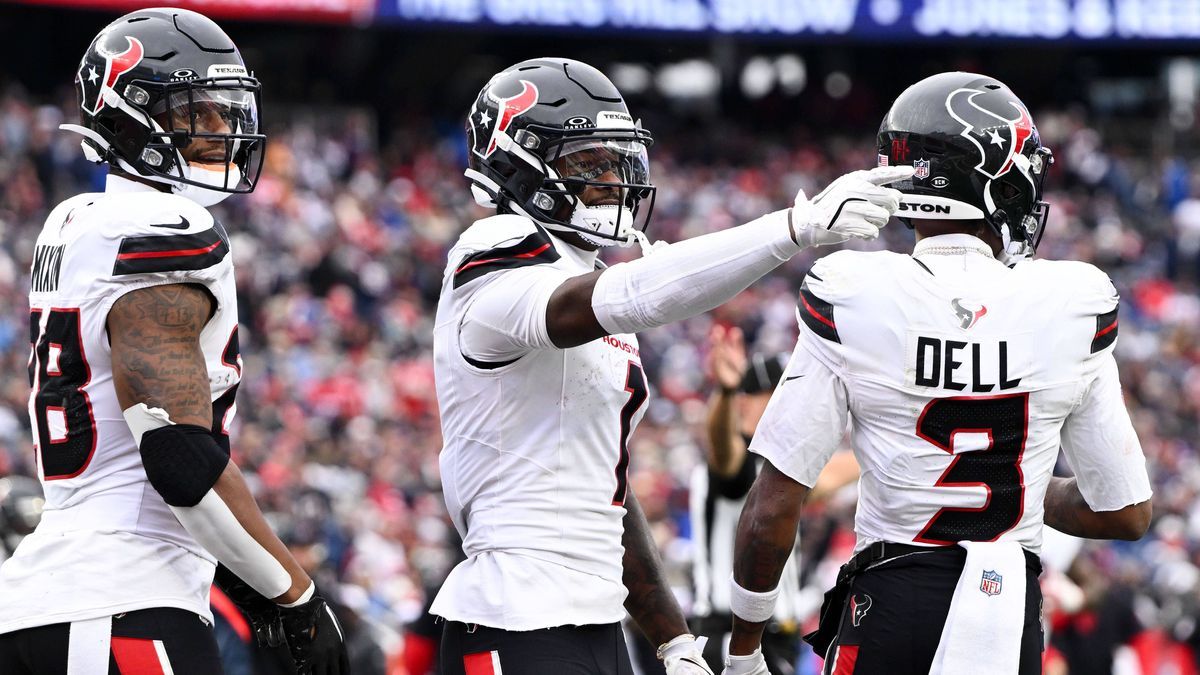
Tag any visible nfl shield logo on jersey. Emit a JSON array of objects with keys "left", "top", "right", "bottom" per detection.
[
  {"left": 980, "top": 570, "right": 1003, "bottom": 596},
  {"left": 913, "top": 158, "right": 931, "bottom": 180}
]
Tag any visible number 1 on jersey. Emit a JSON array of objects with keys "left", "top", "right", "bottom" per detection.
[{"left": 613, "top": 362, "right": 648, "bottom": 506}]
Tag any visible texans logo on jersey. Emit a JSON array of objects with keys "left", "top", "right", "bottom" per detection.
[
  {"left": 77, "top": 34, "right": 144, "bottom": 116},
  {"left": 952, "top": 298, "right": 988, "bottom": 330},
  {"left": 945, "top": 87, "right": 1036, "bottom": 181}
]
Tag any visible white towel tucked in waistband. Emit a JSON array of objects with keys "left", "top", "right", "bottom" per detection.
[{"left": 929, "top": 540, "right": 1028, "bottom": 675}]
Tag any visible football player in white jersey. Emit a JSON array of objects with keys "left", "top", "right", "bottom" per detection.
[
  {"left": 722, "top": 72, "right": 1154, "bottom": 675},
  {"left": 0, "top": 9, "right": 347, "bottom": 674},
  {"left": 434, "top": 57, "right": 912, "bottom": 675}
]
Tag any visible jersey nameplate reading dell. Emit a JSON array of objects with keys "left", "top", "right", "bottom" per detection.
[{"left": 906, "top": 331, "right": 1031, "bottom": 392}]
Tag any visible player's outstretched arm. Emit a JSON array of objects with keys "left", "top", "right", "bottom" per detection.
[
  {"left": 727, "top": 461, "right": 808, "bottom": 665},
  {"left": 546, "top": 166, "right": 913, "bottom": 348},
  {"left": 1043, "top": 477, "right": 1151, "bottom": 540},
  {"left": 621, "top": 491, "right": 714, "bottom": 674},
  {"left": 109, "top": 283, "right": 349, "bottom": 674}
]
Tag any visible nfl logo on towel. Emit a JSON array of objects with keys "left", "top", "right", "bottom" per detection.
[
  {"left": 980, "top": 570, "right": 1003, "bottom": 596},
  {"left": 913, "top": 158, "right": 931, "bottom": 180}
]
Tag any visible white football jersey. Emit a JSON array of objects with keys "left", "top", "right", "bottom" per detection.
[
  {"left": 0, "top": 175, "right": 241, "bottom": 632},
  {"left": 752, "top": 233, "right": 1151, "bottom": 555},
  {"left": 432, "top": 215, "right": 648, "bottom": 630}
]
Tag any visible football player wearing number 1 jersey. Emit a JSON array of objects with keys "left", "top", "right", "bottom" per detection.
[
  {"left": 723, "top": 73, "right": 1154, "bottom": 675},
  {"left": 433, "top": 57, "right": 911, "bottom": 675},
  {"left": 0, "top": 9, "right": 347, "bottom": 675}
]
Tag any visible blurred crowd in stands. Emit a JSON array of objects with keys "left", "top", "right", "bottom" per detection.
[{"left": 1, "top": 81, "right": 1199, "bottom": 674}]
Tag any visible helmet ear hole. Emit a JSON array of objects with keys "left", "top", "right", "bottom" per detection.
[
  {"left": 998, "top": 182, "right": 1020, "bottom": 200},
  {"left": 110, "top": 116, "right": 145, "bottom": 161}
]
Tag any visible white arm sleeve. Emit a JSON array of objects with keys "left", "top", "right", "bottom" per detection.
[
  {"left": 1060, "top": 355, "right": 1153, "bottom": 511},
  {"left": 459, "top": 265, "right": 570, "bottom": 362},
  {"left": 123, "top": 403, "right": 292, "bottom": 599},
  {"left": 591, "top": 209, "right": 800, "bottom": 335},
  {"left": 172, "top": 493, "right": 292, "bottom": 599},
  {"left": 748, "top": 334, "right": 850, "bottom": 487}
]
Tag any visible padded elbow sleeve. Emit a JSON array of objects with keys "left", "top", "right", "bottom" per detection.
[{"left": 140, "top": 424, "right": 230, "bottom": 507}]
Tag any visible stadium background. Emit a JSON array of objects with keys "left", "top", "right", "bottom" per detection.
[{"left": 1, "top": 0, "right": 1199, "bottom": 673}]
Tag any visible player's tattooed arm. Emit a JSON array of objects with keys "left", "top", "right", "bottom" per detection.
[
  {"left": 729, "top": 460, "right": 808, "bottom": 656},
  {"left": 110, "top": 283, "right": 315, "bottom": 606},
  {"left": 621, "top": 490, "right": 692, "bottom": 646},
  {"left": 109, "top": 283, "right": 215, "bottom": 426},
  {"left": 1043, "top": 476, "right": 1151, "bottom": 541}
]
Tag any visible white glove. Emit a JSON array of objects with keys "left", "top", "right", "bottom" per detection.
[
  {"left": 790, "top": 166, "right": 914, "bottom": 248},
  {"left": 722, "top": 648, "right": 771, "bottom": 675},
  {"left": 659, "top": 634, "right": 715, "bottom": 675}
]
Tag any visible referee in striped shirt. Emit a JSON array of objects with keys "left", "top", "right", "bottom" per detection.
[
  {"left": 689, "top": 326, "right": 803, "bottom": 673},
  {"left": 689, "top": 326, "right": 861, "bottom": 672}
]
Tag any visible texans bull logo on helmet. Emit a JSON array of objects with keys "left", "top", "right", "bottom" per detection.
[
  {"left": 77, "top": 35, "right": 144, "bottom": 116},
  {"left": 476, "top": 79, "right": 539, "bottom": 159},
  {"left": 945, "top": 87, "right": 1036, "bottom": 181}
]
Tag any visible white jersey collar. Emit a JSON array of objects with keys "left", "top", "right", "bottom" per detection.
[
  {"left": 913, "top": 233, "right": 996, "bottom": 259},
  {"left": 105, "top": 173, "right": 165, "bottom": 194},
  {"left": 548, "top": 229, "right": 600, "bottom": 270}
]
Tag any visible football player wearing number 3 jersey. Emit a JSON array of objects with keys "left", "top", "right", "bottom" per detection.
[
  {"left": 432, "top": 57, "right": 911, "bottom": 675},
  {"left": 0, "top": 9, "right": 347, "bottom": 675},
  {"left": 723, "top": 73, "right": 1154, "bottom": 675}
]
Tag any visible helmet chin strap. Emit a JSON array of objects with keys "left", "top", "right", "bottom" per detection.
[
  {"left": 174, "top": 163, "right": 240, "bottom": 207},
  {"left": 997, "top": 222, "right": 1032, "bottom": 266},
  {"left": 567, "top": 201, "right": 637, "bottom": 249}
]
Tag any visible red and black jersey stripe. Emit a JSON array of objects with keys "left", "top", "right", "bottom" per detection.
[
  {"left": 113, "top": 227, "right": 229, "bottom": 276},
  {"left": 452, "top": 229, "right": 561, "bottom": 289},
  {"left": 1091, "top": 305, "right": 1119, "bottom": 353},
  {"left": 798, "top": 278, "right": 840, "bottom": 343}
]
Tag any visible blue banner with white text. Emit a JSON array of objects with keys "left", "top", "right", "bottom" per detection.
[{"left": 376, "top": 0, "right": 1200, "bottom": 41}]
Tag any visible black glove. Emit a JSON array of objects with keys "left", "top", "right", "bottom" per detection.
[
  {"left": 213, "top": 563, "right": 285, "bottom": 648},
  {"left": 278, "top": 588, "right": 350, "bottom": 675}
]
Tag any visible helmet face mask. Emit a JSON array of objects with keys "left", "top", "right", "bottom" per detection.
[
  {"left": 118, "top": 76, "right": 265, "bottom": 196},
  {"left": 536, "top": 130, "right": 656, "bottom": 245},
  {"left": 877, "top": 72, "right": 1054, "bottom": 261},
  {"left": 465, "top": 59, "right": 656, "bottom": 247},
  {"left": 66, "top": 9, "right": 266, "bottom": 204}
]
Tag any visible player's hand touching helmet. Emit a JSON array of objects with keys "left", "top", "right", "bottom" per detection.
[
  {"left": 722, "top": 648, "right": 772, "bottom": 675},
  {"left": 659, "top": 634, "right": 715, "bottom": 674},
  {"left": 789, "top": 166, "right": 914, "bottom": 247},
  {"left": 278, "top": 587, "right": 350, "bottom": 675}
]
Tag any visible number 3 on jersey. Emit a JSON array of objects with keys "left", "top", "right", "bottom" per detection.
[
  {"left": 28, "top": 308, "right": 97, "bottom": 480},
  {"left": 613, "top": 362, "right": 648, "bottom": 506},
  {"left": 915, "top": 393, "right": 1029, "bottom": 544}
]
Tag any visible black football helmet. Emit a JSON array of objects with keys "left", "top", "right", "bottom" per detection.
[
  {"left": 877, "top": 72, "right": 1053, "bottom": 260},
  {"left": 62, "top": 8, "right": 264, "bottom": 204},
  {"left": 465, "top": 58, "right": 655, "bottom": 247}
]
